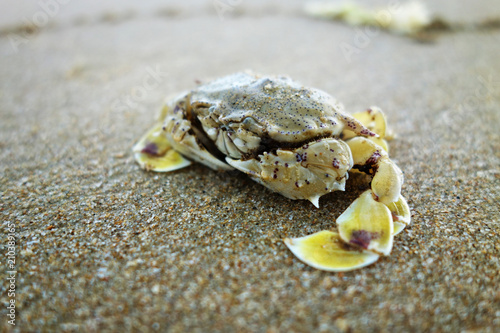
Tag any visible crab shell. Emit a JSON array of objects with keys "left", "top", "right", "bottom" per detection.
[{"left": 161, "top": 72, "right": 378, "bottom": 207}]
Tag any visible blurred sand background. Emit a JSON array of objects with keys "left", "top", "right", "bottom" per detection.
[{"left": 1, "top": 0, "right": 499, "bottom": 332}]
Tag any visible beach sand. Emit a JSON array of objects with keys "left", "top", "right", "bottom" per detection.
[{"left": 1, "top": 1, "right": 499, "bottom": 331}]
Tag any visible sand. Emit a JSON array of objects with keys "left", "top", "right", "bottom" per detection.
[{"left": 1, "top": 1, "right": 499, "bottom": 332}]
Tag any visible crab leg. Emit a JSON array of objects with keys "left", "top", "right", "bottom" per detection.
[
  {"left": 134, "top": 99, "right": 233, "bottom": 172},
  {"left": 284, "top": 230, "right": 380, "bottom": 272},
  {"left": 285, "top": 188, "right": 395, "bottom": 271},
  {"left": 343, "top": 107, "right": 411, "bottom": 233},
  {"left": 346, "top": 136, "right": 403, "bottom": 205},
  {"left": 133, "top": 122, "right": 192, "bottom": 172},
  {"left": 285, "top": 138, "right": 410, "bottom": 271},
  {"left": 282, "top": 137, "right": 404, "bottom": 270}
]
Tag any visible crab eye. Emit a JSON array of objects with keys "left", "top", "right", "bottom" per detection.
[
  {"left": 241, "top": 117, "right": 263, "bottom": 132},
  {"left": 242, "top": 117, "right": 256, "bottom": 127}
]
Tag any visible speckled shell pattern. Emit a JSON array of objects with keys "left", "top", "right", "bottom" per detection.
[{"left": 188, "top": 72, "right": 369, "bottom": 160}]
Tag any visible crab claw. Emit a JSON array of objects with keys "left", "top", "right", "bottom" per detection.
[
  {"left": 346, "top": 137, "right": 403, "bottom": 205},
  {"left": 337, "top": 190, "right": 394, "bottom": 255},
  {"left": 226, "top": 138, "right": 353, "bottom": 208},
  {"left": 133, "top": 123, "right": 192, "bottom": 172},
  {"left": 284, "top": 230, "right": 380, "bottom": 272}
]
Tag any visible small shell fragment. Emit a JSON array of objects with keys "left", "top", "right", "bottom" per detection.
[
  {"left": 284, "top": 230, "right": 379, "bottom": 272},
  {"left": 133, "top": 124, "right": 191, "bottom": 172},
  {"left": 387, "top": 195, "right": 411, "bottom": 235},
  {"left": 337, "top": 190, "right": 394, "bottom": 255}
]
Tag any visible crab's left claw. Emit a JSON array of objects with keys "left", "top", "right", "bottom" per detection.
[{"left": 133, "top": 123, "right": 192, "bottom": 172}]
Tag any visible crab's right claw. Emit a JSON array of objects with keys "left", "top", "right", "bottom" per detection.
[
  {"left": 133, "top": 123, "right": 192, "bottom": 172},
  {"left": 284, "top": 230, "right": 380, "bottom": 272}
]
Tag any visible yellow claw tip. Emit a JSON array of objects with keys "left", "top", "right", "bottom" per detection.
[
  {"left": 393, "top": 222, "right": 406, "bottom": 235},
  {"left": 134, "top": 151, "right": 191, "bottom": 172},
  {"left": 133, "top": 123, "right": 191, "bottom": 172},
  {"left": 284, "top": 230, "right": 380, "bottom": 272}
]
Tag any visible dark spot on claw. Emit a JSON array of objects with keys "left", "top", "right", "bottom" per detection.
[
  {"left": 295, "top": 181, "right": 299, "bottom": 187},
  {"left": 360, "top": 128, "right": 376, "bottom": 137},
  {"left": 366, "top": 151, "right": 381, "bottom": 165},
  {"left": 350, "top": 230, "right": 379, "bottom": 249},
  {"left": 141, "top": 142, "right": 159, "bottom": 156}
]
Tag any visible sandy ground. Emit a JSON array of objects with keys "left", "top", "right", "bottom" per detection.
[{"left": 1, "top": 1, "right": 499, "bottom": 332}]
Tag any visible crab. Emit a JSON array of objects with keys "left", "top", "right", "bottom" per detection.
[{"left": 133, "top": 72, "right": 411, "bottom": 272}]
